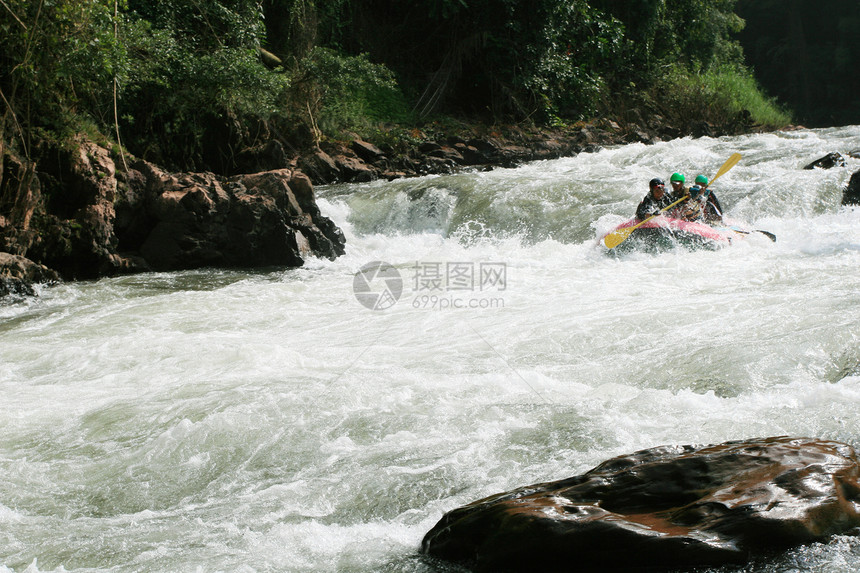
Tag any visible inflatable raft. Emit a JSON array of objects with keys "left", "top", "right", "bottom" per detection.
[{"left": 602, "top": 216, "right": 774, "bottom": 252}]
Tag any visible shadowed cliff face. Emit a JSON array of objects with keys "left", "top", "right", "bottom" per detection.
[{"left": 422, "top": 436, "right": 860, "bottom": 573}]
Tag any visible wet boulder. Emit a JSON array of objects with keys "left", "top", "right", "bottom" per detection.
[
  {"left": 421, "top": 436, "right": 860, "bottom": 573},
  {"left": 298, "top": 149, "right": 341, "bottom": 184},
  {"left": 351, "top": 139, "right": 386, "bottom": 164},
  {"left": 843, "top": 169, "right": 860, "bottom": 205},
  {"left": 804, "top": 152, "right": 845, "bottom": 170},
  {"left": 121, "top": 162, "right": 345, "bottom": 271}
]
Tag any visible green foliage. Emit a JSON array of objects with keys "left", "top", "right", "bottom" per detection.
[
  {"left": 700, "top": 66, "right": 792, "bottom": 127},
  {"left": 517, "top": 1, "right": 624, "bottom": 121},
  {"left": 0, "top": 0, "right": 810, "bottom": 174},
  {"left": 301, "top": 47, "right": 410, "bottom": 135},
  {"left": 656, "top": 64, "right": 791, "bottom": 129},
  {"left": 0, "top": 0, "right": 127, "bottom": 151},
  {"left": 119, "top": 0, "right": 291, "bottom": 168}
]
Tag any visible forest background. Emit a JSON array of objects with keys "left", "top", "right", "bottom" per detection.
[{"left": 1, "top": 0, "right": 858, "bottom": 176}]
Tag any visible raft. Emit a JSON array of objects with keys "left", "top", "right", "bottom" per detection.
[{"left": 602, "top": 216, "right": 771, "bottom": 252}]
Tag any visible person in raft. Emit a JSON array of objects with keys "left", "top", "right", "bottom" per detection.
[
  {"left": 668, "top": 172, "right": 689, "bottom": 200},
  {"left": 674, "top": 184, "right": 706, "bottom": 221},
  {"left": 636, "top": 178, "right": 675, "bottom": 220},
  {"left": 694, "top": 174, "right": 725, "bottom": 223},
  {"left": 667, "top": 172, "right": 693, "bottom": 219}
]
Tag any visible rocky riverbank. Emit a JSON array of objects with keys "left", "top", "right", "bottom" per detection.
[
  {"left": 0, "top": 111, "right": 750, "bottom": 296},
  {"left": 4, "top": 109, "right": 858, "bottom": 298},
  {"left": 0, "top": 135, "right": 345, "bottom": 297},
  {"left": 294, "top": 112, "right": 761, "bottom": 184}
]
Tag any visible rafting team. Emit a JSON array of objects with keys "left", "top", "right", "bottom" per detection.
[{"left": 635, "top": 173, "right": 724, "bottom": 224}]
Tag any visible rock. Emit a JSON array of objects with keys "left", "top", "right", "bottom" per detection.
[
  {"left": 427, "top": 145, "right": 465, "bottom": 163},
  {"left": 421, "top": 436, "right": 860, "bottom": 573},
  {"left": 124, "top": 163, "right": 345, "bottom": 271},
  {"left": 804, "top": 152, "right": 845, "bottom": 170},
  {"left": 453, "top": 143, "right": 485, "bottom": 165},
  {"left": 849, "top": 149, "right": 860, "bottom": 159},
  {"left": 418, "top": 141, "right": 442, "bottom": 154},
  {"left": 0, "top": 149, "right": 40, "bottom": 257},
  {"left": 350, "top": 139, "right": 386, "bottom": 163},
  {"left": 298, "top": 149, "right": 341, "bottom": 184},
  {"left": 0, "top": 252, "right": 59, "bottom": 297},
  {"left": 843, "top": 169, "right": 860, "bottom": 205},
  {"left": 625, "top": 128, "right": 656, "bottom": 144},
  {"left": 692, "top": 120, "right": 715, "bottom": 138},
  {"left": 333, "top": 154, "right": 376, "bottom": 182},
  {"left": 532, "top": 139, "right": 565, "bottom": 159},
  {"left": 26, "top": 135, "right": 133, "bottom": 279}
]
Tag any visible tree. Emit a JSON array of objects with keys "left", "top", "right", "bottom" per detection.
[{"left": 0, "top": 0, "right": 125, "bottom": 157}]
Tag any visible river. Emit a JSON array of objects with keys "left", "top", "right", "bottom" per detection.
[{"left": 1, "top": 127, "right": 860, "bottom": 572}]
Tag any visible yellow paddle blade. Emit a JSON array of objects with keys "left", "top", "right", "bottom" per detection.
[
  {"left": 603, "top": 226, "right": 635, "bottom": 249},
  {"left": 604, "top": 196, "right": 686, "bottom": 249},
  {"left": 710, "top": 153, "right": 741, "bottom": 186}
]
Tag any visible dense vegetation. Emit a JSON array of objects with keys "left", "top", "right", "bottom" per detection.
[{"left": 0, "top": 0, "right": 828, "bottom": 176}]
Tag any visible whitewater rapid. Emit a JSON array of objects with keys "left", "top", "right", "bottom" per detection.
[{"left": 1, "top": 127, "right": 860, "bottom": 572}]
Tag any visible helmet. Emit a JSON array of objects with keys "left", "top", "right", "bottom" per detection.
[
  {"left": 670, "top": 172, "right": 685, "bottom": 183},
  {"left": 689, "top": 185, "right": 702, "bottom": 198},
  {"left": 649, "top": 178, "right": 665, "bottom": 188},
  {"left": 695, "top": 174, "right": 709, "bottom": 185}
]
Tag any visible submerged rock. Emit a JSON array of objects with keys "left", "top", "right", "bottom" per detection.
[{"left": 421, "top": 436, "right": 860, "bottom": 572}]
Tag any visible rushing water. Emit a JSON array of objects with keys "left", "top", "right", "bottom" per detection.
[{"left": 2, "top": 127, "right": 860, "bottom": 572}]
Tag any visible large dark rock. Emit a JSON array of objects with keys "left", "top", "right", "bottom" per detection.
[
  {"left": 804, "top": 152, "right": 845, "bottom": 170},
  {"left": 18, "top": 136, "right": 134, "bottom": 279},
  {"left": 298, "top": 149, "right": 341, "bottom": 184},
  {"left": 120, "top": 162, "right": 345, "bottom": 271},
  {"left": 843, "top": 169, "right": 860, "bottom": 205},
  {"left": 233, "top": 139, "right": 289, "bottom": 175},
  {"left": 2, "top": 135, "right": 346, "bottom": 285},
  {"left": 422, "top": 436, "right": 860, "bottom": 573},
  {"left": 351, "top": 139, "right": 386, "bottom": 163}
]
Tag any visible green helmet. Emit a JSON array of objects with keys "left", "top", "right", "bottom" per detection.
[
  {"left": 695, "top": 174, "right": 709, "bottom": 185},
  {"left": 670, "top": 172, "right": 685, "bottom": 183}
]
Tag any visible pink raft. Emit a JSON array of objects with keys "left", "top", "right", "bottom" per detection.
[{"left": 601, "top": 216, "right": 765, "bottom": 252}]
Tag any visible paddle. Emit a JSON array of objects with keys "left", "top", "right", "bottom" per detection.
[
  {"left": 603, "top": 196, "right": 686, "bottom": 249},
  {"left": 604, "top": 153, "right": 743, "bottom": 249},
  {"left": 726, "top": 227, "right": 777, "bottom": 242}
]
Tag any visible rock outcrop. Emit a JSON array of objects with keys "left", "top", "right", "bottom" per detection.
[
  {"left": 0, "top": 136, "right": 345, "bottom": 291},
  {"left": 422, "top": 436, "right": 860, "bottom": 573},
  {"left": 295, "top": 119, "right": 672, "bottom": 185},
  {"left": 117, "top": 162, "right": 345, "bottom": 271}
]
